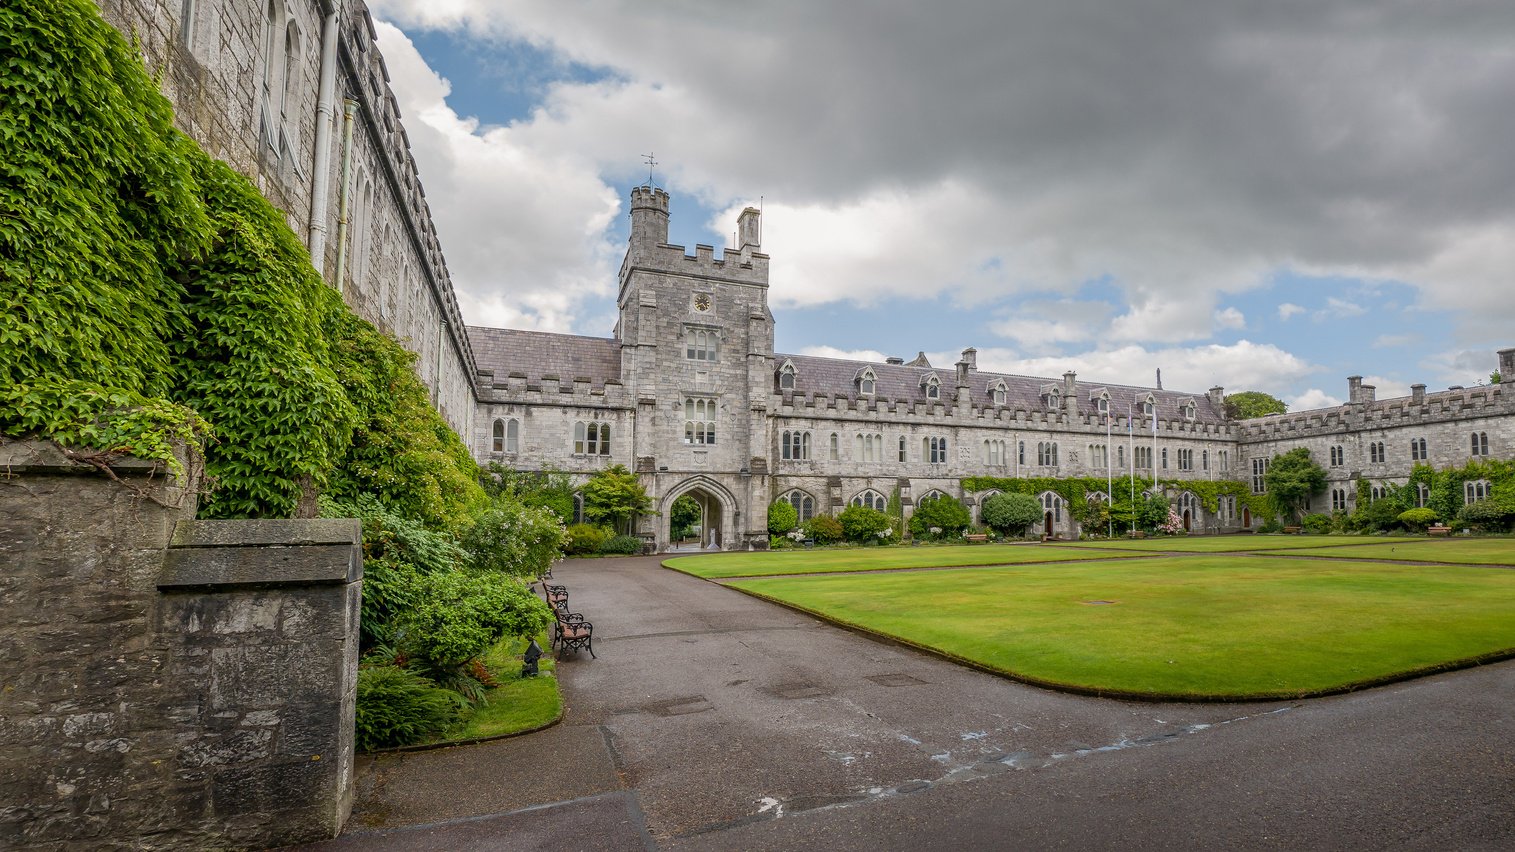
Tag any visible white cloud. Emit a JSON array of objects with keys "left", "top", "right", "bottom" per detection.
[
  {"left": 1277, "top": 303, "right": 1305, "bottom": 320},
  {"left": 1361, "top": 375, "right": 1412, "bottom": 400},
  {"left": 1372, "top": 333, "right": 1418, "bottom": 348},
  {"left": 1214, "top": 307, "right": 1246, "bottom": 330},
  {"left": 1288, "top": 389, "right": 1343, "bottom": 411},
  {"left": 1314, "top": 297, "right": 1366, "bottom": 321},
  {"left": 797, "top": 345, "right": 889, "bottom": 363},
  {"left": 1422, "top": 348, "right": 1499, "bottom": 388}
]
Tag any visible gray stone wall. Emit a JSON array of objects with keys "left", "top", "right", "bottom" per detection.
[{"left": 0, "top": 440, "right": 361, "bottom": 849}]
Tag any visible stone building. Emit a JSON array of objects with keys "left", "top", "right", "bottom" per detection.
[{"left": 94, "top": 2, "right": 1513, "bottom": 552}]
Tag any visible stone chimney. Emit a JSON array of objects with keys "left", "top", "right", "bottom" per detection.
[
  {"left": 1062, "top": 371, "right": 1079, "bottom": 416},
  {"left": 885, "top": 356, "right": 904, "bottom": 365},
  {"left": 629, "top": 186, "right": 670, "bottom": 247},
  {"left": 1411, "top": 383, "right": 1426, "bottom": 405},
  {"left": 955, "top": 360, "right": 971, "bottom": 404},
  {"left": 737, "top": 206, "right": 761, "bottom": 250},
  {"left": 1347, "top": 375, "right": 1363, "bottom": 405},
  {"left": 1499, "top": 348, "right": 1515, "bottom": 382},
  {"left": 1208, "top": 386, "right": 1225, "bottom": 411},
  {"left": 961, "top": 347, "right": 977, "bottom": 372},
  {"left": 1360, "top": 383, "right": 1376, "bottom": 405}
]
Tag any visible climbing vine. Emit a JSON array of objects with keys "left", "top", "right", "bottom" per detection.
[{"left": 962, "top": 475, "right": 1265, "bottom": 521}]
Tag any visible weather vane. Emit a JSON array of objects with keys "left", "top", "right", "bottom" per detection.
[{"left": 641, "top": 152, "right": 659, "bottom": 187}]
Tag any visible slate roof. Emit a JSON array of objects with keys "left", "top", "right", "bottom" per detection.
[
  {"left": 776, "top": 352, "right": 1226, "bottom": 424},
  {"left": 468, "top": 327, "right": 622, "bottom": 388}
]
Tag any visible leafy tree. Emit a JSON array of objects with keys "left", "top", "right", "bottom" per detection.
[
  {"left": 908, "top": 494, "right": 971, "bottom": 539},
  {"left": 980, "top": 493, "right": 1042, "bottom": 536},
  {"left": 1224, "top": 391, "right": 1287, "bottom": 420},
  {"left": 480, "top": 463, "right": 576, "bottom": 523},
  {"left": 670, "top": 495, "right": 701, "bottom": 539},
  {"left": 1491, "top": 370, "right": 1503, "bottom": 385},
  {"left": 581, "top": 465, "right": 652, "bottom": 534},
  {"left": 1263, "top": 448, "right": 1326, "bottom": 521},
  {"left": 563, "top": 523, "right": 610, "bottom": 556},
  {"left": 838, "top": 505, "right": 891, "bottom": 542},
  {"left": 459, "top": 494, "right": 566, "bottom": 579},
  {"left": 767, "top": 500, "right": 798, "bottom": 535}
]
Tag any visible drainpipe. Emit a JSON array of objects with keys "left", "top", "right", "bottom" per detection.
[
  {"left": 332, "top": 99, "right": 357, "bottom": 294},
  {"left": 306, "top": 4, "right": 340, "bottom": 267},
  {"left": 434, "top": 320, "right": 446, "bottom": 406}
]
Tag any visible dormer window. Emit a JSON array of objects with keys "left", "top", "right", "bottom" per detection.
[
  {"left": 1047, "top": 390, "right": 1060, "bottom": 411},
  {"left": 991, "top": 380, "right": 1007, "bottom": 405},
  {"left": 1179, "top": 398, "right": 1197, "bottom": 421},
  {"left": 1142, "top": 395, "right": 1156, "bottom": 417},
  {"left": 921, "top": 373, "right": 941, "bottom": 400},
  {"left": 856, "top": 367, "right": 877, "bottom": 396},
  {"left": 1094, "top": 391, "right": 1110, "bottom": 415},
  {"left": 777, "top": 360, "right": 796, "bottom": 390}
]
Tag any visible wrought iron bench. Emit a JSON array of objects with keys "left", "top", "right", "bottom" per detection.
[
  {"left": 964, "top": 534, "right": 989, "bottom": 543},
  {"left": 552, "top": 602, "right": 595, "bottom": 659}
]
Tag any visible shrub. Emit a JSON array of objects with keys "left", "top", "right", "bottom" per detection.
[
  {"left": 581, "top": 465, "right": 652, "bottom": 534},
  {"left": 908, "top": 494, "right": 971, "bottom": 539},
  {"left": 1348, "top": 498, "right": 1403, "bottom": 533},
  {"left": 564, "top": 523, "right": 610, "bottom": 556},
  {"left": 768, "top": 500, "right": 799, "bottom": 535},
  {"left": 401, "top": 572, "right": 553, "bottom": 677},
  {"left": 980, "top": 493, "right": 1042, "bottom": 536},
  {"left": 1301, "top": 513, "right": 1333, "bottom": 535},
  {"left": 600, "top": 534, "right": 643, "bottom": 555},
  {"left": 354, "top": 666, "right": 464, "bottom": 751},
  {"left": 1397, "top": 508, "right": 1439, "bottom": 532},
  {"left": 459, "top": 495, "right": 565, "bottom": 578},
  {"left": 804, "top": 514, "right": 845, "bottom": 544},
  {"left": 839, "top": 505, "right": 891, "bottom": 543},
  {"left": 1459, "top": 499, "right": 1514, "bottom": 532},
  {"left": 1258, "top": 517, "right": 1284, "bottom": 534}
]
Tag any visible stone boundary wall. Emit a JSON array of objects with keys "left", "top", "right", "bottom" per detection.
[{"left": 0, "top": 440, "right": 361, "bottom": 849}]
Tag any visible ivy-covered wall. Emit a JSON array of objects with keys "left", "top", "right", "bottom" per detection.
[{"left": 0, "top": 0, "right": 482, "bottom": 527}]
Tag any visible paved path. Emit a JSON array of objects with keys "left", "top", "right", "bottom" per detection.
[{"left": 307, "top": 555, "right": 1515, "bottom": 850}]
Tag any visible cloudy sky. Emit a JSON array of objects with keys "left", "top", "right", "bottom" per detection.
[{"left": 368, "top": 0, "right": 1513, "bottom": 411}]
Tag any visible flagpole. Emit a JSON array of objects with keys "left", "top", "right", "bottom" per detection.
[
  {"left": 1151, "top": 399, "right": 1159, "bottom": 492},
  {"left": 1105, "top": 407, "right": 1113, "bottom": 538},
  {"left": 1127, "top": 403, "right": 1135, "bottom": 537}
]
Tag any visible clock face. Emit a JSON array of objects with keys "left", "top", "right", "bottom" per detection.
[{"left": 692, "top": 293, "right": 712, "bottom": 312}]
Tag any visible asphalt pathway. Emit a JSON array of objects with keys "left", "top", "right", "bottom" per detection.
[{"left": 306, "top": 554, "right": 1515, "bottom": 851}]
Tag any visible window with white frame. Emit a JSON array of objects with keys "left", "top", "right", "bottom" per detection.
[
  {"left": 857, "top": 369, "right": 876, "bottom": 396},
  {"left": 1178, "top": 448, "right": 1193, "bottom": 471},
  {"left": 1095, "top": 393, "right": 1110, "bottom": 415},
  {"left": 922, "top": 375, "right": 940, "bottom": 400},
  {"left": 1142, "top": 396, "right": 1155, "bottom": 417},
  {"left": 781, "top": 430, "right": 811, "bottom": 460},
  {"left": 855, "top": 433, "right": 883, "bottom": 462},
  {"left": 1251, "top": 457, "right": 1269, "bottom": 493},
  {"left": 1040, "top": 492, "right": 1062, "bottom": 523},
  {"left": 992, "top": 382, "right": 1007, "bottom": 405},
  {"left": 574, "top": 421, "right": 611, "bottom": 456},
  {"left": 899, "top": 435, "right": 908, "bottom": 463},
  {"left": 781, "top": 490, "right": 816, "bottom": 522},
  {"left": 506, "top": 419, "right": 519, "bottom": 453},
  {"left": 985, "top": 439, "right": 1007, "bottom": 466},
  {"left": 1471, "top": 432, "right": 1489, "bottom": 456},
  {"left": 1201, "top": 449, "right": 1209, "bottom": 471},
  {"left": 1415, "top": 483, "right": 1429, "bottom": 507},
  {"left": 492, "top": 419, "right": 506, "bottom": 453},
  {"left": 778, "top": 363, "right": 795, "bottom": 390},
  {"left": 684, "top": 398, "right": 716, "bottom": 445},
  {"left": 1410, "top": 437, "right": 1427, "bottom": 461},
  {"left": 1135, "top": 445, "right": 1152, "bottom": 469},
  {"left": 572, "top": 493, "right": 585, "bottom": 524},
  {"left": 1182, "top": 403, "right": 1196, "bottom": 421},
  {"left": 1037, "top": 441, "right": 1059, "bottom": 467},
  {"left": 1465, "top": 479, "right": 1491, "bottom": 503},
  {"left": 686, "top": 328, "right": 718, "bottom": 361},
  {"left": 1047, "top": 389, "right": 1061, "bottom": 411},
  {"left": 851, "top": 490, "right": 887, "bottom": 511},
  {"left": 1161, "top": 447, "right": 1169, "bottom": 470}
]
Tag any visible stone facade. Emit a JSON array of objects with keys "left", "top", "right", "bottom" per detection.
[
  {"left": 471, "top": 190, "right": 1514, "bottom": 549},
  {"left": 95, "top": 0, "right": 476, "bottom": 432},
  {"left": 0, "top": 440, "right": 362, "bottom": 849}
]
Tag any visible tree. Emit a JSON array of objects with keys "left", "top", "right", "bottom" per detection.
[
  {"left": 1263, "top": 448, "right": 1326, "bottom": 521},
  {"left": 671, "top": 495, "right": 701, "bottom": 539},
  {"left": 581, "top": 465, "right": 652, "bottom": 534},
  {"left": 459, "top": 494, "right": 566, "bottom": 579},
  {"left": 908, "top": 494, "right": 972, "bottom": 539},
  {"left": 1491, "top": 370, "right": 1503, "bottom": 385},
  {"left": 767, "top": 500, "right": 798, "bottom": 535},
  {"left": 980, "top": 493, "right": 1041, "bottom": 536},
  {"left": 1224, "top": 391, "right": 1287, "bottom": 420}
]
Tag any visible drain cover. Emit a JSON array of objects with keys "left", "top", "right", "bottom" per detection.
[
  {"left": 866, "top": 673, "right": 927, "bottom": 687},
  {"left": 762, "top": 683, "right": 832, "bottom": 700},
  {"left": 642, "top": 695, "right": 714, "bottom": 716}
]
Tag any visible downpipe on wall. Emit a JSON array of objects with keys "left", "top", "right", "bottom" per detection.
[
  {"left": 332, "top": 99, "right": 357, "bottom": 294},
  {"left": 307, "top": 4, "right": 340, "bottom": 265}
]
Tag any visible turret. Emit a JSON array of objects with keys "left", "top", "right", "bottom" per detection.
[
  {"left": 1499, "top": 348, "right": 1515, "bottom": 382},
  {"left": 737, "top": 207, "right": 761, "bottom": 250},
  {"left": 629, "top": 186, "right": 669, "bottom": 247}
]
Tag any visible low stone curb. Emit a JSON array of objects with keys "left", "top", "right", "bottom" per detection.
[{"left": 361, "top": 707, "right": 566, "bottom": 756}]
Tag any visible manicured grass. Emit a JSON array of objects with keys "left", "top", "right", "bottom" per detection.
[
  {"left": 727, "top": 557, "right": 1515, "bottom": 699},
  {"left": 1277, "top": 538, "right": 1515, "bottom": 566},
  {"left": 1052, "top": 534, "right": 1418, "bottom": 553},
  {"left": 664, "top": 543, "right": 1138, "bottom": 579},
  {"left": 441, "top": 633, "right": 562, "bottom": 742}
]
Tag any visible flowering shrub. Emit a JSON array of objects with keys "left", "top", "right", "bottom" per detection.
[
  {"left": 460, "top": 495, "right": 566, "bottom": 578},
  {"left": 1156, "top": 508, "right": 1186, "bottom": 535}
]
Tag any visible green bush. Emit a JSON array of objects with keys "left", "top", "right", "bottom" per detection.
[
  {"left": 1459, "top": 499, "right": 1514, "bottom": 532},
  {"left": 402, "top": 572, "right": 553, "bottom": 676},
  {"left": 1397, "top": 508, "right": 1439, "bottom": 531},
  {"left": 908, "top": 494, "right": 971, "bottom": 539},
  {"left": 564, "top": 523, "right": 610, "bottom": 556},
  {"left": 1348, "top": 498, "right": 1404, "bottom": 533},
  {"left": 354, "top": 666, "right": 464, "bottom": 751},
  {"left": 803, "top": 514, "right": 845, "bottom": 544},
  {"left": 768, "top": 500, "right": 799, "bottom": 535},
  {"left": 459, "top": 494, "right": 565, "bottom": 578},
  {"left": 1258, "top": 517, "right": 1284, "bottom": 534},
  {"left": 480, "top": 464, "right": 576, "bottom": 523},
  {"left": 839, "top": 505, "right": 892, "bottom": 543},
  {"left": 1301, "top": 513, "right": 1334, "bottom": 535},
  {"left": 980, "top": 492, "right": 1042, "bottom": 536},
  {"left": 600, "top": 534, "right": 643, "bottom": 555}
]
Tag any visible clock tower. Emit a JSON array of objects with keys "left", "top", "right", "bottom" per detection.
[{"left": 615, "top": 186, "right": 774, "bottom": 549}]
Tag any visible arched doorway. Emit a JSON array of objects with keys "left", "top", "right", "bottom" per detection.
[
  {"left": 660, "top": 477, "right": 738, "bottom": 552},
  {"left": 1242, "top": 507, "right": 1252, "bottom": 528},
  {"left": 1039, "top": 492, "right": 1063, "bottom": 539},
  {"left": 1177, "top": 492, "right": 1197, "bottom": 532}
]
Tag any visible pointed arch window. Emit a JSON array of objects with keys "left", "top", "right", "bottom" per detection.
[
  {"left": 781, "top": 490, "right": 816, "bottom": 522},
  {"left": 991, "top": 381, "right": 1007, "bottom": 405},
  {"left": 1040, "top": 492, "right": 1063, "bottom": 523},
  {"left": 684, "top": 398, "right": 716, "bottom": 445},
  {"left": 856, "top": 368, "right": 877, "bottom": 396},
  {"left": 851, "top": 490, "right": 887, "bottom": 511},
  {"left": 781, "top": 430, "right": 812, "bottom": 460},
  {"left": 1142, "top": 395, "right": 1156, "bottom": 417},
  {"left": 829, "top": 433, "right": 840, "bottom": 461},
  {"left": 506, "top": 418, "right": 519, "bottom": 453},
  {"left": 686, "top": 328, "right": 718, "bottom": 361},
  {"left": 922, "top": 374, "right": 941, "bottom": 400},
  {"left": 574, "top": 421, "right": 611, "bottom": 456},
  {"left": 778, "top": 361, "right": 796, "bottom": 390},
  {"left": 1094, "top": 391, "right": 1110, "bottom": 416}
]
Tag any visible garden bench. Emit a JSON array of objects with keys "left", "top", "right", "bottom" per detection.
[
  {"left": 552, "top": 603, "right": 595, "bottom": 660},
  {"left": 1427, "top": 525, "right": 1452, "bottom": 537},
  {"left": 1283, "top": 525, "right": 1302, "bottom": 534},
  {"left": 964, "top": 534, "right": 989, "bottom": 543},
  {"left": 543, "top": 584, "right": 569, "bottom": 611}
]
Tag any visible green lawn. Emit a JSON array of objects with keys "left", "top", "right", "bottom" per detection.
[
  {"left": 727, "top": 557, "right": 1515, "bottom": 700},
  {"left": 1051, "top": 534, "right": 1418, "bottom": 553},
  {"left": 664, "top": 543, "right": 1138, "bottom": 579},
  {"left": 440, "top": 633, "right": 562, "bottom": 742},
  {"left": 1277, "top": 538, "right": 1515, "bottom": 566}
]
